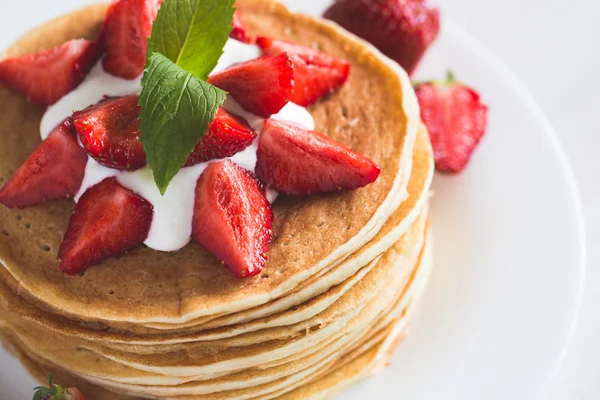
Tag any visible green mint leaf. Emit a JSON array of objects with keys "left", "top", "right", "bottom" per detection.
[
  {"left": 140, "top": 0, "right": 235, "bottom": 193},
  {"left": 139, "top": 53, "right": 227, "bottom": 194},
  {"left": 148, "top": 0, "right": 235, "bottom": 80}
]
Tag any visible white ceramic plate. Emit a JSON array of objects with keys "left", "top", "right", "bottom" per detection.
[
  {"left": 343, "top": 21, "right": 586, "bottom": 400},
  {"left": 0, "top": 1, "right": 586, "bottom": 399}
]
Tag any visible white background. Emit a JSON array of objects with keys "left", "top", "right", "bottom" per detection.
[{"left": 0, "top": 1, "right": 598, "bottom": 399}]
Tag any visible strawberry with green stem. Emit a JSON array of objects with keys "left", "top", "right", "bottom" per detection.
[
  {"left": 33, "top": 375, "right": 87, "bottom": 400},
  {"left": 414, "top": 71, "right": 488, "bottom": 173}
]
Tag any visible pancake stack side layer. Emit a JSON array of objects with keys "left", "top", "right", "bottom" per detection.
[{"left": 0, "top": 0, "right": 435, "bottom": 398}]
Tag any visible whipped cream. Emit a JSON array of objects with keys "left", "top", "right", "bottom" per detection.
[{"left": 40, "top": 39, "right": 315, "bottom": 252}]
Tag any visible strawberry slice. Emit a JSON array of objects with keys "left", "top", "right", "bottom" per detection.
[
  {"left": 256, "top": 37, "right": 350, "bottom": 106},
  {"left": 231, "top": 9, "right": 253, "bottom": 43},
  {"left": 208, "top": 53, "right": 294, "bottom": 118},
  {"left": 323, "top": 0, "right": 440, "bottom": 75},
  {"left": 73, "top": 94, "right": 146, "bottom": 171},
  {"left": 0, "top": 39, "right": 100, "bottom": 105},
  {"left": 102, "top": 0, "right": 162, "bottom": 79},
  {"left": 256, "top": 119, "right": 380, "bottom": 195},
  {"left": 0, "top": 119, "right": 88, "bottom": 209},
  {"left": 184, "top": 108, "right": 256, "bottom": 167},
  {"left": 192, "top": 160, "right": 272, "bottom": 278},
  {"left": 58, "top": 177, "right": 153, "bottom": 275},
  {"left": 414, "top": 72, "right": 488, "bottom": 173}
]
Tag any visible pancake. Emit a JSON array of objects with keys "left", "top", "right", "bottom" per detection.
[
  {"left": 0, "top": 229, "right": 426, "bottom": 386},
  {"left": 0, "top": 251, "right": 423, "bottom": 388},
  {"left": 0, "top": 233, "right": 428, "bottom": 399},
  {"left": 0, "top": 235, "right": 433, "bottom": 400},
  {"left": 0, "top": 0, "right": 436, "bottom": 398},
  {"left": 0, "top": 0, "right": 420, "bottom": 326},
  {"left": 0, "top": 210, "right": 426, "bottom": 378}
]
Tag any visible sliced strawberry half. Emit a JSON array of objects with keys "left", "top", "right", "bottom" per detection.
[
  {"left": 323, "top": 0, "right": 440, "bottom": 75},
  {"left": 58, "top": 177, "right": 153, "bottom": 275},
  {"left": 231, "top": 9, "right": 253, "bottom": 43},
  {"left": 256, "top": 119, "right": 380, "bottom": 195},
  {"left": 184, "top": 108, "right": 256, "bottom": 167},
  {"left": 208, "top": 53, "right": 294, "bottom": 118},
  {"left": 102, "top": 0, "right": 162, "bottom": 79},
  {"left": 414, "top": 72, "right": 488, "bottom": 173},
  {"left": 256, "top": 37, "right": 350, "bottom": 106},
  {"left": 73, "top": 94, "right": 146, "bottom": 171},
  {"left": 0, "top": 39, "right": 100, "bottom": 105},
  {"left": 0, "top": 119, "right": 88, "bottom": 209},
  {"left": 192, "top": 160, "right": 272, "bottom": 278}
]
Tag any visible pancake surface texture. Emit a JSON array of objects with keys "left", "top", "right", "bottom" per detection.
[{"left": 0, "top": 0, "right": 434, "bottom": 398}]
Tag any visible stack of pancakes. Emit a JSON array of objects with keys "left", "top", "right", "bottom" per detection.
[{"left": 0, "top": 1, "right": 434, "bottom": 399}]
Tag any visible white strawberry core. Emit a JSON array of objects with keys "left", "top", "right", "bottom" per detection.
[{"left": 39, "top": 39, "right": 315, "bottom": 252}]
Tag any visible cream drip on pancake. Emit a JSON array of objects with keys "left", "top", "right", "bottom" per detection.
[{"left": 39, "top": 39, "right": 315, "bottom": 252}]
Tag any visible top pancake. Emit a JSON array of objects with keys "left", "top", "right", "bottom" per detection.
[{"left": 0, "top": 0, "right": 420, "bottom": 323}]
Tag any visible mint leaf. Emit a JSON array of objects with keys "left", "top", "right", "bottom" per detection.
[
  {"left": 148, "top": 0, "right": 235, "bottom": 80},
  {"left": 139, "top": 53, "right": 227, "bottom": 194},
  {"left": 139, "top": 0, "right": 235, "bottom": 193}
]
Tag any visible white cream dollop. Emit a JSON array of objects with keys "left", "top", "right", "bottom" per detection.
[{"left": 40, "top": 39, "right": 314, "bottom": 252}]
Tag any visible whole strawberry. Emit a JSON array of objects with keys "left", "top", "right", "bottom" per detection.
[
  {"left": 323, "top": 0, "right": 440, "bottom": 75},
  {"left": 33, "top": 375, "right": 87, "bottom": 400},
  {"left": 414, "top": 72, "right": 488, "bottom": 173}
]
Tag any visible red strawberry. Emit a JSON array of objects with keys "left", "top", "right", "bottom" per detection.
[
  {"left": 231, "top": 9, "right": 253, "bottom": 43},
  {"left": 73, "top": 94, "right": 146, "bottom": 171},
  {"left": 0, "top": 39, "right": 100, "bottom": 105},
  {"left": 184, "top": 108, "right": 256, "bottom": 167},
  {"left": 34, "top": 376, "right": 87, "bottom": 400},
  {"left": 323, "top": 0, "right": 440, "bottom": 75},
  {"left": 0, "top": 119, "right": 88, "bottom": 209},
  {"left": 192, "top": 160, "right": 272, "bottom": 278},
  {"left": 66, "top": 388, "right": 87, "bottom": 400},
  {"left": 256, "top": 37, "right": 350, "bottom": 107},
  {"left": 208, "top": 53, "right": 294, "bottom": 118},
  {"left": 256, "top": 119, "right": 380, "bottom": 195},
  {"left": 102, "top": 0, "right": 162, "bottom": 79},
  {"left": 58, "top": 177, "right": 153, "bottom": 275},
  {"left": 414, "top": 72, "right": 488, "bottom": 173}
]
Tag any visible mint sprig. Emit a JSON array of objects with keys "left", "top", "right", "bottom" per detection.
[
  {"left": 139, "top": 0, "right": 235, "bottom": 194},
  {"left": 140, "top": 54, "right": 227, "bottom": 193},
  {"left": 148, "top": 0, "right": 235, "bottom": 80}
]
